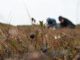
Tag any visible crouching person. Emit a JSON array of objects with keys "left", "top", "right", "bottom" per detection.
[
  {"left": 46, "top": 18, "right": 57, "bottom": 29},
  {"left": 58, "top": 16, "right": 76, "bottom": 28}
]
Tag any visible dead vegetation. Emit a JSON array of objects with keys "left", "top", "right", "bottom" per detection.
[{"left": 0, "top": 23, "right": 80, "bottom": 60}]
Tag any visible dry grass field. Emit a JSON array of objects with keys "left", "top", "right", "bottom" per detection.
[{"left": 0, "top": 23, "right": 80, "bottom": 60}]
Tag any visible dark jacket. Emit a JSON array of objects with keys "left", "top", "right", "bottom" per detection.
[
  {"left": 47, "top": 18, "right": 57, "bottom": 28},
  {"left": 60, "top": 18, "right": 75, "bottom": 28}
]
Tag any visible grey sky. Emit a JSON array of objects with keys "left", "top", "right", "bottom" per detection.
[{"left": 0, "top": 0, "right": 80, "bottom": 25}]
